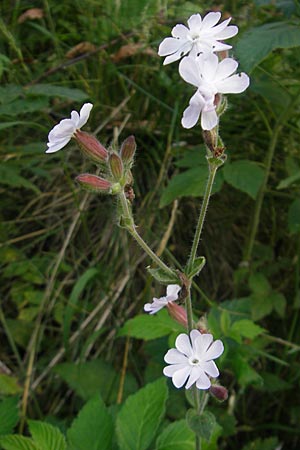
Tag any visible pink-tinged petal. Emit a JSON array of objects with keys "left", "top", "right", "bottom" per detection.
[
  {"left": 215, "top": 25, "right": 238, "bottom": 40},
  {"left": 182, "top": 103, "right": 201, "bottom": 129},
  {"left": 158, "top": 37, "right": 184, "bottom": 56},
  {"left": 216, "top": 73, "right": 250, "bottom": 94},
  {"left": 201, "top": 108, "right": 218, "bottom": 130},
  {"left": 215, "top": 58, "right": 238, "bottom": 80},
  {"left": 202, "top": 360, "right": 219, "bottom": 378},
  {"left": 201, "top": 12, "right": 221, "bottom": 30},
  {"left": 195, "top": 370, "right": 211, "bottom": 389},
  {"left": 190, "top": 329, "right": 202, "bottom": 349},
  {"left": 185, "top": 366, "right": 202, "bottom": 389},
  {"left": 166, "top": 284, "right": 181, "bottom": 299},
  {"left": 172, "top": 366, "right": 191, "bottom": 388},
  {"left": 187, "top": 14, "right": 202, "bottom": 31},
  {"left": 194, "top": 334, "right": 213, "bottom": 356},
  {"left": 45, "top": 137, "right": 71, "bottom": 153},
  {"left": 77, "top": 103, "right": 93, "bottom": 128},
  {"left": 201, "top": 53, "right": 218, "bottom": 80},
  {"left": 71, "top": 110, "right": 80, "bottom": 127},
  {"left": 175, "top": 333, "right": 193, "bottom": 357},
  {"left": 208, "top": 17, "right": 231, "bottom": 35},
  {"left": 163, "top": 363, "right": 186, "bottom": 377},
  {"left": 205, "top": 339, "right": 224, "bottom": 360},
  {"left": 171, "top": 24, "right": 189, "bottom": 38},
  {"left": 179, "top": 56, "right": 201, "bottom": 87},
  {"left": 164, "top": 348, "right": 188, "bottom": 364}
]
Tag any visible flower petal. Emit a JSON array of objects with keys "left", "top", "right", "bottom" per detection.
[
  {"left": 175, "top": 333, "right": 193, "bottom": 357},
  {"left": 163, "top": 363, "right": 186, "bottom": 377},
  {"left": 172, "top": 24, "right": 189, "bottom": 39},
  {"left": 187, "top": 14, "right": 202, "bottom": 31},
  {"left": 215, "top": 73, "right": 250, "bottom": 94},
  {"left": 195, "top": 370, "right": 211, "bottom": 389},
  {"left": 207, "top": 17, "right": 231, "bottom": 35},
  {"left": 164, "top": 348, "right": 188, "bottom": 364},
  {"left": 77, "top": 103, "right": 93, "bottom": 128},
  {"left": 181, "top": 103, "right": 201, "bottom": 129},
  {"left": 172, "top": 365, "right": 191, "bottom": 388},
  {"left": 194, "top": 334, "right": 213, "bottom": 357},
  {"left": 202, "top": 360, "right": 219, "bottom": 378},
  {"left": 158, "top": 37, "right": 184, "bottom": 56},
  {"left": 201, "top": 53, "right": 218, "bottom": 80},
  {"left": 201, "top": 12, "right": 221, "bottom": 30},
  {"left": 45, "top": 137, "right": 71, "bottom": 153},
  {"left": 215, "top": 25, "right": 238, "bottom": 40},
  {"left": 190, "top": 329, "right": 202, "bottom": 349},
  {"left": 201, "top": 108, "right": 218, "bottom": 130},
  {"left": 215, "top": 58, "right": 238, "bottom": 80},
  {"left": 185, "top": 366, "right": 202, "bottom": 389},
  {"left": 166, "top": 284, "right": 181, "bottom": 299},
  {"left": 205, "top": 339, "right": 224, "bottom": 360},
  {"left": 71, "top": 110, "right": 80, "bottom": 127},
  {"left": 179, "top": 56, "right": 201, "bottom": 87}
]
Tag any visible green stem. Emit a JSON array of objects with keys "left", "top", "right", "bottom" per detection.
[
  {"left": 187, "top": 163, "right": 218, "bottom": 270},
  {"left": 118, "top": 191, "right": 175, "bottom": 277}
]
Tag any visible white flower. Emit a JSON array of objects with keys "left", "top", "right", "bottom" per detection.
[
  {"left": 46, "top": 103, "right": 93, "bottom": 153},
  {"left": 163, "top": 330, "right": 224, "bottom": 389},
  {"left": 179, "top": 53, "right": 250, "bottom": 130},
  {"left": 144, "top": 284, "right": 181, "bottom": 314},
  {"left": 158, "top": 12, "right": 238, "bottom": 65}
]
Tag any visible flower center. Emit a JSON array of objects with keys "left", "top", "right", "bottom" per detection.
[{"left": 189, "top": 356, "right": 202, "bottom": 366}]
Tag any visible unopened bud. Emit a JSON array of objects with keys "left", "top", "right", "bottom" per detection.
[
  {"left": 167, "top": 302, "right": 188, "bottom": 328},
  {"left": 109, "top": 153, "right": 123, "bottom": 181},
  {"left": 120, "top": 135, "right": 136, "bottom": 165},
  {"left": 203, "top": 129, "right": 217, "bottom": 152},
  {"left": 209, "top": 384, "right": 228, "bottom": 402},
  {"left": 76, "top": 173, "right": 112, "bottom": 193},
  {"left": 75, "top": 130, "right": 108, "bottom": 164}
]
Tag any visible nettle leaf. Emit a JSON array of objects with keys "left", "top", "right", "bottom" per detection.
[
  {"left": 0, "top": 397, "right": 19, "bottom": 435},
  {"left": 236, "top": 22, "right": 300, "bottom": 73},
  {"left": 160, "top": 166, "right": 223, "bottom": 207},
  {"left": 147, "top": 267, "right": 180, "bottom": 285},
  {"left": 0, "top": 435, "right": 37, "bottom": 450},
  {"left": 118, "top": 309, "right": 185, "bottom": 340},
  {"left": 67, "top": 395, "right": 113, "bottom": 450},
  {"left": 186, "top": 410, "right": 216, "bottom": 442},
  {"left": 223, "top": 160, "right": 264, "bottom": 199},
  {"left": 155, "top": 420, "right": 194, "bottom": 450},
  {"left": 116, "top": 378, "right": 168, "bottom": 450},
  {"left": 230, "top": 319, "right": 265, "bottom": 343},
  {"left": 185, "top": 257, "right": 206, "bottom": 279},
  {"left": 28, "top": 420, "right": 66, "bottom": 450},
  {"left": 288, "top": 198, "right": 300, "bottom": 234}
]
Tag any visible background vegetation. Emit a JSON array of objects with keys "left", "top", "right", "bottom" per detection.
[{"left": 0, "top": 0, "right": 300, "bottom": 449}]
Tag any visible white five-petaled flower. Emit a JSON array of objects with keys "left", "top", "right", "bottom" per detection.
[
  {"left": 46, "top": 103, "right": 93, "bottom": 153},
  {"left": 179, "top": 53, "right": 250, "bottom": 130},
  {"left": 144, "top": 284, "right": 181, "bottom": 314},
  {"left": 163, "top": 330, "right": 224, "bottom": 390},
  {"left": 158, "top": 12, "right": 238, "bottom": 65}
]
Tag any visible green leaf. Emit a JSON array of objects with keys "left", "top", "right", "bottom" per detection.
[
  {"left": 242, "top": 436, "right": 280, "bottom": 450},
  {"left": 185, "top": 257, "right": 206, "bottom": 279},
  {"left": 155, "top": 420, "right": 194, "bottom": 450},
  {"left": 270, "top": 292, "right": 286, "bottom": 318},
  {"left": 0, "top": 435, "right": 37, "bottom": 450},
  {"left": 0, "top": 374, "right": 22, "bottom": 395},
  {"left": 0, "top": 164, "right": 40, "bottom": 194},
  {"left": 0, "top": 397, "right": 19, "bottom": 435},
  {"left": 288, "top": 198, "right": 300, "bottom": 234},
  {"left": 116, "top": 378, "right": 168, "bottom": 450},
  {"left": 230, "top": 319, "right": 265, "bottom": 343},
  {"left": 25, "top": 85, "right": 88, "bottom": 101},
  {"left": 236, "top": 22, "right": 300, "bottom": 73},
  {"left": 251, "top": 294, "right": 273, "bottom": 321},
  {"left": 230, "top": 354, "right": 263, "bottom": 387},
  {"left": 67, "top": 395, "right": 113, "bottom": 450},
  {"left": 277, "top": 171, "right": 300, "bottom": 189},
  {"left": 186, "top": 410, "right": 216, "bottom": 442},
  {"left": 118, "top": 309, "right": 185, "bottom": 340},
  {"left": 223, "top": 160, "right": 264, "bottom": 199},
  {"left": 249, "top": 273, "right": 271, "bottom": 296},
  {"left": 160, "top": 166, "right": 223, "bottom": 207},
  {"left": 28, "top": 420, "right": 66, "bottom": 450},
  {"left": 147, "top": 267, "right": 180, "bottom": 285}
]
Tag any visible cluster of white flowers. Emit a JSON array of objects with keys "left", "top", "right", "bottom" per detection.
[{"left": 158, "top": 11, "right": 249, "bottom": 130}]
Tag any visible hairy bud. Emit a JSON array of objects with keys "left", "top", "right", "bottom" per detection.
[
  {"left": 109, "top": 153, "right": 123, "bottom": 181},
  {"left": 167, "top": 302, "right": 188, "bottom": 328},
  {"left": 75, "top": 130, "right": 108, "bottom": 164},
  {"left": 209, "top": 384, "right": 228, "bottom": 402},
  {"left": 76, "top": 173, "right": 112, "bottom": 193},
  {"left": 120, "top": 135, "right": 136, "bottom": 165}
]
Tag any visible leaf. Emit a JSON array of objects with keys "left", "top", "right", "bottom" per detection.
[
  {"left": 270, "top": 292, "right": 286, "bottom": 318},
  {"left": 0, "top": 374, "right": 22, "bottom": 395},
  {"left": 242, "top": 436, "right": 280, "bottom": 450},
  {"left": 160, "top": 166, "right": 223, "bottom": 207},
  {"left": 236, "top": 22, "right": 300, "bottom": 73},
  {"left": 147, "top": 267, "right": 180, "bottom": 285},
  {"left": 277, "top": 171, "right": 300, "bottom": 190},
  {"left": 0, "top": 435, "right": 37, "bottom": 450},
  {"left": 0, "top": 397, "right": 19, "bottom": 435},
  {"left": 0, "top": 98, "right": 49, "bottom": 116},
  {"left": 67, "top": 395, "right": 113, "bottom": 450},
  {"left": 25, "top": 84, "right": 88, "bottom": 101},
  {"left": 230, "top": 354, "right": 263, "bottom": 387},
  {"left": 223, "top": 160, "right": 264, "bottom": 199},
  {"left": 0, "top": 163, "right": 40, "bottom": 194},
  {"left": 186, "top": 410, "right": 216, "bottom": 442},
  {"left": 251, "top": 294, "right": 273, "bottom": 321},
  {"left": 155, "top": 420, "right": 194, "bottom": 450},
  {"left": 288, "top": 198, "right": 300, "bottom": 234},
  {"left": 230, "top": 319, "right": 265, "bottom": 343},
  {"left": 118, "top": 309, "right": 185, "bottom": 340},
  {"left": 249, "top": 273, "right": 271, "bottom": 296},
  {"left": 116, "top": 378, "right": 168, "bottom": 450},
  {"left": 185, "top": 257, "right": 206, "bottom": 279},
  {"left": 28, "top": 420, "right": 66, "bottom": 450}
]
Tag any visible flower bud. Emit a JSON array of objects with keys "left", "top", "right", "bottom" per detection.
[
  {"left": 109, "top": 153, "right": 123, "bottom": 181},
  {"left": 76, "top": 173, "right": 112, "bottom": 193},
  {"left": 209, "top": 384, "right": 228, "bottom": 402},
  {"left": 203, "top": 129, "right": 217, "bottom": 152},
  {"left": 167, "top": 302, "right": 188, "bottom": 328},
  {"left": 75, "top": 130, "right": 108, "bottom": 164},
  {"left": 120, "top": 135, "right": 136, "bottom": 165}
]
